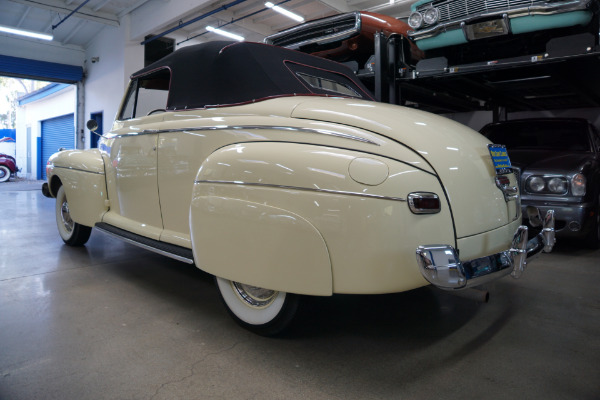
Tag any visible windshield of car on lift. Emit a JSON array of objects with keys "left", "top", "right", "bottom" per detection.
[{"left": 482, "top": 121, "right": 592, "bottom": 152}]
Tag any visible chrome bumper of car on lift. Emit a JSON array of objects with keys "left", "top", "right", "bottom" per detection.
[{"left": 416, "top": 209, "right": 555, "bottom": 290}]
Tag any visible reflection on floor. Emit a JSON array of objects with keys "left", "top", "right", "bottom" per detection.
[{"left": 1, "top": 185, "right": 599, "bottom": 400}]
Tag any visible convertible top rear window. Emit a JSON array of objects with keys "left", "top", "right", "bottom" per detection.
[
  {"left": 297, "top": 73, "right": 361, "bottom": 97},
  {"left": 286, "top": 61, "right": 363, "bottom": 98}
]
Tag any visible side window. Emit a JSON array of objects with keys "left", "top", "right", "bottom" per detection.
[
  {"left": 120, "top": 80, "right": 138, "bottom": 120},
  {"left": 118, "top": 69, "right": 171, "bottom": 120}
]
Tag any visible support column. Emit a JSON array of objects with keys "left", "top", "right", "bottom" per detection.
[{"left": 76, "top": 80, "right": 85, "bottom": 149}]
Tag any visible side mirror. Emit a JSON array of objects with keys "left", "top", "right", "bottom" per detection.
[{"left": 86, "top": 119, "right": 99, "bottom": 132}]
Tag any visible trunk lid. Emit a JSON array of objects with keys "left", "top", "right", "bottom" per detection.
[{"left": 291, "top": 98, "right": 516, "bottom": 238}]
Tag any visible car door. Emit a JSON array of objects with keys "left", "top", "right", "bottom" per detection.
[
  {"left": 100, "top": 72, "right": 170, "bottom": 240},
  {"left": 101, "top": 131, "right": 162, "bottom": 240}
]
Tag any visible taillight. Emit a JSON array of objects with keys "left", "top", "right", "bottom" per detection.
[
  {"left": 408, "top": 192, "right": 441, "bottom": 214},
  {"left": 496, "top": 175, "right": 510, "bottom": 186}
]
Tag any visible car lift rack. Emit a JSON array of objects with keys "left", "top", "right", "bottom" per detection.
[{"left": 355, "top": 30, "right": 600, "bottom": 118}]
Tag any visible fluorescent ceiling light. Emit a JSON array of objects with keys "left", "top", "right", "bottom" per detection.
[
  {"left": 265, "top": 2, "right": 305, "bottom": 22},
  {"left": 0, "top": 25, "right": 53, "bottom": 41},
  {"left": 206, "top": 26, "right": 244, "bottom": 41}
]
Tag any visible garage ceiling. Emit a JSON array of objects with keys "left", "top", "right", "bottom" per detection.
[{"left": 0, "top": 0, "right": 416, "bottom": 49}]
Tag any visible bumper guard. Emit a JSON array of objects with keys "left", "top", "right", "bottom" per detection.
[{"left": 416, "top": 210, "right": 555, "bottom": 290}]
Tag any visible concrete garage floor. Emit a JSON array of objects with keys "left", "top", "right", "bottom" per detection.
[{"left": 1, "top": 181, "right": 599, "bottom": 400}]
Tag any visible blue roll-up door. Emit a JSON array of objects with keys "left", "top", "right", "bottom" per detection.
[
  {"left": 41, "top": 114, "right": 75, "bottom": 180},
  {"left": 0, "top": 55, "right": 83, "bottom": 83}
]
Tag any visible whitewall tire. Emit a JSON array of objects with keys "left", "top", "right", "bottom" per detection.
[
  {"left": 0, "top": 165, "right": 10, "bottom": 183},
  {"left": 215, "top": 277, "right": 299, "bottom": 336},
  {"left": 55, "top": 186, "right": 92, "bottom": 246}
]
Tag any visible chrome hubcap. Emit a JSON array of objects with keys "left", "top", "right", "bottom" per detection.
[
  {"left": 232, "top": 282, "right": 278, "bottom": 308},
  {"left": 60, "top": 199, "right": 74, "bottom": 233},
  {"left": 0, "top": 169, "right": 6, "bottom": 179}
]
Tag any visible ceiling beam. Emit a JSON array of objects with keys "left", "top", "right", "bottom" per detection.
[
  {"left": 251, "top": 0, "right": 313, "bottom": 23},
  {"left": 93, "top": 0, "right": 112, "bottom": 12},
  {"left": 8, "top": 0, "right": 119, "bottom": 26},
  {"left": 117, "top": 0, "right": 153, "bottom": 18},
  {"left": 16, "top": 6, "right": 31, "bottom": 27},
  {"left": 62, "top": 19, "right": 85, "bottom": 43},
  {"left": 214, "top": 10, "right": 274, "bottom": 36},
  {"left": 317, "top": 0, "right": 351, "bottom": 13}
]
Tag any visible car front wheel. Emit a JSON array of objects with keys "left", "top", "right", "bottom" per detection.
[
  {"left": 55, "top": 186, "right": 92, "bottom": 246},
  {"left": 0, "top": 165, "right": 10, "bottom": 183},
  {"left": 215, "top": 277, "right": 299, "bottom": 336}
]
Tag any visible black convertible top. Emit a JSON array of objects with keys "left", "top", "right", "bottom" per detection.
[{"left": 131, "top": 41, "right": 373, "bottom": 110}]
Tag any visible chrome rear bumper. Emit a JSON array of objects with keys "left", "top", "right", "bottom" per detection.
[{"left": 416, "top": 210, "right": 555, "bottom": 290}]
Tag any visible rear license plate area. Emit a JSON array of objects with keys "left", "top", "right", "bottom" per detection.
[
  {"left": 465, "top": 19, "right": 509, "bottom": 40},
  {"left": 488, "top": 144, "right": 512, "bottom": 175}
]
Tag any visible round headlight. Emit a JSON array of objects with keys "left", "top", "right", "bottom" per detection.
[
  {"left": 548, "top": 177, "right": 567, "bottom": 193},
  {"left": 423, "top": 8, "right": 439, "bottom": 25},
  {"left": 408, "top": 12, "right": 423, "bottom": 29},
  {"left": 571, "top": 173, "right": 587, "bottom": 196},
  {"left": 527, "top": 176, "right": 545, "bottom": 192}
]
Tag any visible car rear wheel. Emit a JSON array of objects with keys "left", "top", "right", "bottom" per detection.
[
  {"left": 215, "top": 277, "right": 299, "bottom": 336},
  {"left": 55, "top": 186, "right": 92, "bottom": 246},
  {"left": 0, "top": 165, "right": 10, "bottom": 182}
]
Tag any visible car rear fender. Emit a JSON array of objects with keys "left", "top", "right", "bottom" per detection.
[
  {"left": 47, "top": 149, "right": 108, "bottom": 227},
  {"left": 190, "top": 141, "right": 454, "bottom": 295},
  {"left": 190, "top": 142, "right": 334, "bottom": 296}
]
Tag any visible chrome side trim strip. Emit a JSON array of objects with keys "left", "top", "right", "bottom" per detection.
[
  {"left": 113, "top": 125, "right": 379, "bottom": 146},
  {"left": 94, "top": 225, "right": 195, "bottom": 264},
  {"left": 195, "top": 179, "right": 407, "bottom": 202},
  {"left": 53, "top": 165, "right": 105, "bottom": 175}
]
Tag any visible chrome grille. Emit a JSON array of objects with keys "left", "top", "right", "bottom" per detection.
[
  {"left": 417, "top": 0, "right": 540, "bottom": 24},
  {"left": 265, "top": 13, "right": 359, "bottom": 48}
]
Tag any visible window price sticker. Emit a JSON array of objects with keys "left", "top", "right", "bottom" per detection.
[{"left": 488, "top": 144, "right": 512, "bottom": 174}]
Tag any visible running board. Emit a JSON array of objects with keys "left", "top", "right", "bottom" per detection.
[{"left": 95, "top": 222, "right": 194, "bottom": 264}]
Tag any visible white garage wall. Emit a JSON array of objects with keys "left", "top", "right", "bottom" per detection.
[
  {"left": 16, "top": 86, "right": 76, "bottom": 179},
  {"left": 84, "top": 24, "right": 127, "bottom": 142},
  {"left": 82, "top": 16, "right": 203, "bottom": 147}
]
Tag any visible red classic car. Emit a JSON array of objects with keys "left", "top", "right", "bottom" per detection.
[
  {"left": 0, "top": 153, "right": 18, "bottom": 183},
  {"left": 264, "top": 11, "right": 423, "bottom": 67}
]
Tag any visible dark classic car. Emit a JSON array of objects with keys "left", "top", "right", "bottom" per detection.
[
  {"left": 481, "top": 118, "right": 600, "bottom": 248},
  {"left": 264, "top": 11, "right": 423, "bottom": 68},
  {"left": 0, "top": 152, "right": 18, "bottom": 183},
  {"left": 408, "top": 0, "right": 598, "bottom": 64}
]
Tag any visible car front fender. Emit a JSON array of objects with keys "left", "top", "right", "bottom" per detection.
[{"left": 47, "top": 149, "right": 108, "bottom": 228}]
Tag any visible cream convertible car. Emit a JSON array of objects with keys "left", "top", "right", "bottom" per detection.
[{"left": 43, "top": 41, "right": 555, "bottom": 335}]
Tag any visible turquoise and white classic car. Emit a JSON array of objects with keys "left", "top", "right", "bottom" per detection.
[{"left": 408, "top": 0, "right": 596, "bottom": 56}]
